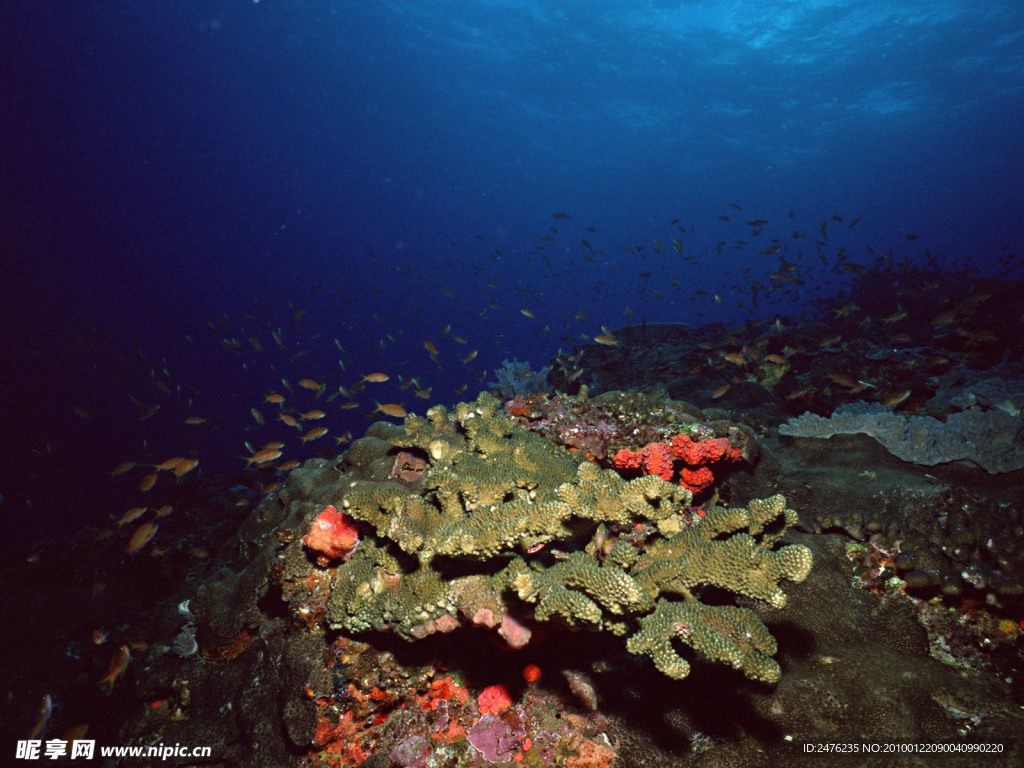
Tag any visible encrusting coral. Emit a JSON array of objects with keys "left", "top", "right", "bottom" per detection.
[{"left": 280, "top": 392, "right": 811, "bottom": 683}]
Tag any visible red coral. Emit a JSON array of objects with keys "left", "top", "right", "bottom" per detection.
[
  {"left": 671, "top": 434, "right": 724, "bottom": 464},
  {"left": 611, "top": 448, "right": 642, "bottom": 470},
  {"left": 303, "top": 505, "right": 360, "bottom": 567},
  {"left": 679, "top": 466, "right": 715, "bottom": 494},
  {"left": 612, "top": 433, "right": 742, "bottom": 495},
  {"left": 641, "top": 442, "right": 675, "bottom": 481}
]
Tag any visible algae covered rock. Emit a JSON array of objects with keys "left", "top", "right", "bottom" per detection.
[{"left": 283, "top": 392, "right": 811, "bottom": 682}]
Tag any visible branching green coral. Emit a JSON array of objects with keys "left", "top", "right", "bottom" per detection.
[
  {"left": 632, "top": 496, "right": 813, "bottom": 609},
  {"left": 317, "top": 392, "right": 812, "bottom": 682},
  {"left": 627, "top": 600, "right": 782, "bottom": 682}
]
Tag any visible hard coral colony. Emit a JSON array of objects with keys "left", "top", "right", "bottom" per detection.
[{"left": 276, "top": 392, "right": 811, "bottom": 687}]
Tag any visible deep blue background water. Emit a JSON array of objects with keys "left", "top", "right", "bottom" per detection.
[{"left": 2, "top": 0, "right": 1022, "bottom": 548}]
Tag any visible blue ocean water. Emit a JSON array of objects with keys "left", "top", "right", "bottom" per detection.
[{"left": 1, "top": 0, "right": 1022, "bottom": 547}]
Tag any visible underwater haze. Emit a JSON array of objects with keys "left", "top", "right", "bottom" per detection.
[{"left": 2, "top": 0, "right": 1023, "bottom": 546}]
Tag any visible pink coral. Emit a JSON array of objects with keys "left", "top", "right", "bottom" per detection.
[
  {"left": 391, "top": 450, "right": 429, "bottom": 482},
  {"left": 303, "top": 504, "right": 360, "bottom": 566},
  {"left": 497, "top": 611, "right": 533, "bottom": 649}
]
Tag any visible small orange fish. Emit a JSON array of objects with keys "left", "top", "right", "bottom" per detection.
[
  {"left": 785, "top": 386, "right": 814, "bottom": 401},
  {"left": 373, "top": 402, "right": 407, "bottom": 418},
  {"left": 819, "top": 334, "right": 842, "bottom": 348},
  {"left": 723, "top": 352, "right": 748, "bottom": 366},
  {"left": 172, "top": 458, "right": 199, "bottom": 480},
  {"left": 424, "top": 340, "right": 439, "bottom": 357},
  {"left": 299, "top": 378, "right": 323, "bottom": 391},
  {"left": 300, "top": 409, "right": 326, "bottom": 421},
  {"left": 26, "top": 694, "right": 52, "bottom": 740},
  {"left": 110, "top": 461, "right": 136, "bottom": 477},
  {"left": 881, "top": 389, "right": 912, "bottom": 408},
  {"left": 711, "top": 383, "right": 732, "bottom": 399},
  {"left": 139, "top": 473, "right": 158, "bottom": 493},
  {"left": 246, "top": 448, "right": 283, "bottom": 466},
  {"left": 125, "top": 522, "right": 158, "bottom": 557},
  {"left": 154, "top": 457, "right": 186, "bottom": 472},
  {"left": 262, "top": 441, "right": 286, "bottom": 450},
  {"left": 361, "top": 373, "right": 390, "bottom": 383},
  {"left": 278, "top": 412, "right": 300, "bottom": 428},
  {"left": 826, "top": 373, "right": 854, "bottom": 388},
  {"left": 277, "top": 459, "right": 301, "bottom": 472},
  {"left": 334, "top": 431, "right": 353, "bottom": 446},
  {"left": 833, "top": 301, "right": 859, "bottom": 319},
  {"left": 882, "top": 309, "right": 908, "bottom": 324},
  {"left": 414, "top": 387, "right": 432, "bottom": 399},
  {"left": 300, "top": 426, "right": 329, "bottom": 443},
  {"left": 462, "top": 350, "right": 478, "bottom": 364},
  {"left": 264, "top": 393, "right": 286, "bottom": 405},
  {"left": 92, "top": 628, "right": 109, "bottom": 645},
  {"left": 521, "top": 308, "right": 536, "bottom": 319},
  {"left": 593, "top": 334, "right": 619, "bottom": 347},
  {"left": 155, "top": 504, "right": 173, "bottom": 518},
  {"left": 764, "top": 353, "right": 787, "bottom": 364},
  {"left": 99, "top": 644, "right": 131, "bottom": 693},
  {"left": 183, "top": 416, "right": 208, "bottom": 425},
  {"left": 139, "top": 404, "right": 160, "bottom": 422},
  {"left": 116, "top": 506, "right": 146, "bottom": 529}
]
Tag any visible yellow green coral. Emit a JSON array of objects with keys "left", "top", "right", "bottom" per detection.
[{"left": 318, "top": 392, "right": 811, "bottom": 682}]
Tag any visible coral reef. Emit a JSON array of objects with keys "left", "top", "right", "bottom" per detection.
[{"left": 268, "top": 392, "right": 812, "bottom": 683}]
